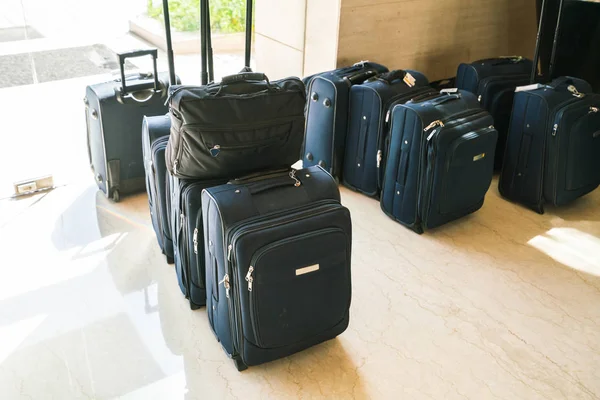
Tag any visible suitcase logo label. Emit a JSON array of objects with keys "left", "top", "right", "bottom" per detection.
[
  {"left": 296, "top": 264, "right": 320, "bottom": 276},
  {"left": 473, "top": 153, "right": 486, "bottom": 162},
  {"left": 210, "top": 145, "right": 221, "bottom": 157}
]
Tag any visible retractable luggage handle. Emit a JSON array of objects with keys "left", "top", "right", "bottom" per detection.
[
  {"left": 531, "top": 0, "right": 565, "bottom": 83},
  {"left": 118, "top": 49, "right": 160, "bottom": 95}
]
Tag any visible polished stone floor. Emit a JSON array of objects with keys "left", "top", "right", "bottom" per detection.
[{"left": 0, "top": 177, "right": 599, "bottom": 399}]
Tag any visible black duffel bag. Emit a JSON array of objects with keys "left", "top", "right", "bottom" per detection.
[{"left": 165, "top": 72, "right": 306, "bottom": 180}]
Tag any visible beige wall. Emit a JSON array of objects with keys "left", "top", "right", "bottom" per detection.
[
  {"left": 255, "top": 0, "right": 538, "bottom": 81},
  {"left": 337, "top": 0, "right": 538, "bottom": 81}
]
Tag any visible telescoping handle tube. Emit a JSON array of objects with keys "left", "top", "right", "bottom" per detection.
[{"left": 162, "top": 0, "right": 176, "bottom": 85}]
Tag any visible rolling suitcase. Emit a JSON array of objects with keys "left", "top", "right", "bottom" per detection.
[
  {"left": 165, "top": 72, "right": 306, "bottom": 180},
  {"left": 85, "top": 49, "right": 173, "bottom": 202},
  {"left": 381, "top": 91, "right": 498, "bottom": 233},
  {"left": 143, "top": 0, "right": 180, "bottom": 262},
  {"left": 169, "top": 175, "right": 227, "bottom": 309},
  {"left": 342, "top": 69, "right": 435, "bottom": 197},
  {"left": 303, "top": 61, "right": 389, "bottom": 178},
  {"left": 202, "top": 166, "right": 352, "bottom": 370},
  {"left": 456, "top": 56, "right": 533, "bottom": 170},
  {"left": 499, "top": 0, "right": 600, "bottom": 213},
  {"left": 143, "top": 115, "right": 175, "bottom": 262}
]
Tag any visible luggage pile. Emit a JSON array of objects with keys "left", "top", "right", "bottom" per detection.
[{"left": 83, "top": 0, "right": 600, "bottom": 371}]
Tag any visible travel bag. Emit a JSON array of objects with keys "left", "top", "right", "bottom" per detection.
[
  {"left": 165, "top": 72, "right": 306, "bottom": 180},
  {"left": 456, "top": 56, "right": 533, "bottom": 170},
  {"left": 85, "top": 49, "right": 174, "bottom": 202},
  {"left": 202, "top": 166, "right": 352, "bottom": 370},
  {"left": 143, "top": 0, "right": 180, "bottom": 262},
  {"left": 143, "top": 115, "right": 175, "bottom": 262},
  {"left": 342, "top": 69, "right": 436, "bottom": 197},
  {"left": 303, "top": 61, "right": 389, "bottom": 178},
  {"left": 381, "top": 90, "right": 498, "bottom": 233},
  {"left": 499, "top": 0, "right": 600, "bottom": 213},
  {"left": 168, "top": 175, "right": 227, "bottom": 309}
]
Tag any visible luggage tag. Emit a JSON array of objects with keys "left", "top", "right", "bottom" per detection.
[
  {"left": 403, "top": 72, "right": 416, "bottom": 87},
  {"left": 440, "top": 88, "right": 459, "bottom": 94},
  {"left": 515, "top": 83, "right": 543, "bottom": 93}
]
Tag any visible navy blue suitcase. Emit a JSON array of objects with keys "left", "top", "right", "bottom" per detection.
[
  {"left": 303, "top": 61, "right": 388, "bottom": 178},
  {"left": 456, "top": 56, "right": 533, "bottom": 170},
  {"left": 342, "top": 70, "right": 436, "bottom": 197},
  {"left": 168, "top": 175, "right": 227, "bottom": 309},
  {"left": 381, "top": 91, "right": 498, "bottom": 233},
  {"left": 499, "top": 77, "right": 600, "bottom": 213},
  {"left": 202, "top": 166, "right": 352, "bottom": 370},
  {"left": 142, "top": 115, "right": 174, "bottom": 263}
]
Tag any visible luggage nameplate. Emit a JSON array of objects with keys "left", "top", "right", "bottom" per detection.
[
  {"left": 473, "top": 153, "right": 486, "bottom": 162},
  {"left": 515, "top": 84, "right": 543, "bottom": 93},
  {"left": 403, "top": 72, "right": 416, "bottom": 88},
  {"left": 296, "top": 264, "right": 320, "bottom": 276},
  {"left": 440, "top": 88, "right": 458, "bottom": 94}
]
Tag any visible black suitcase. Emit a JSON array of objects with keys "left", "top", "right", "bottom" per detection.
[
  {"left": 143, "top": 115, "right": 175, "bottom": 262},
  {"left": 342, "top": 70, "right": 435, "bottom": 197},
  {"left": 85, "top": 49, "right": 173, "bottom": 202},
  {"left": 165, "top": 72, "right": 306, "bottom": 180},
  {"left": 381, "top": 91, "right": 498, "bottom": 233},
  {"left": 302, "top": 61, "right": 389, "bottom": 178},
  {"left": 168, "top": 175, "right": 227, "bottom": 309},
  {"left": 202, "top": 166, "right": 352, "bottom": 370},
  {"left": 456, "top": 56, "right": 533, "bottom": 170}
]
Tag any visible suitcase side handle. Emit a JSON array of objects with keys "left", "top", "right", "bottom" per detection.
[{"left": 118, "top": 49, "right": 160, "bottom": 95}]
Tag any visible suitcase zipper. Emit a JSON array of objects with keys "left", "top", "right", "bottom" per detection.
[{"left": 245, "top": 227, "right": 347, "bottom": 348}]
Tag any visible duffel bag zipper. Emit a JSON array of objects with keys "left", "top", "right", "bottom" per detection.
[{"left": 245, "top": 227, "right": 347, "bottom": 348}]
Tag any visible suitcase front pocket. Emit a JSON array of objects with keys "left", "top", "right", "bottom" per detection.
[
  {"left": 439, "top": 128, "right": 497, "bottom": 215},
  {"left": 565, "top": 111, "right": 600, "bottom": 191},
  {"left": 245, "top": 228, "right": 350, "bottom": 349}
]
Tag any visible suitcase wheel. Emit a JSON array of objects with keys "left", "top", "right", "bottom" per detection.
[
  {"left": 111, "top": 189, "right": 120, "bottom": 203},
  {"left": 233, "top": 357, "right": 248, "bottom": 372}
]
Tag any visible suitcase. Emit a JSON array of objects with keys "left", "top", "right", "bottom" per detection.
[
  {"left": 342, "top": 70, "right": 436, "bottom": 197},
  {"left": 456, "top": 56, "right": 533, "bottom": 170},
  {"left": 168, "top": 175, "right": 227, "bottom": 309},
  {"left": 380, "top": 90, "right": 498, "bottom": 233},
  {"left": 165, "top": 72, "right": 306, "bottom": 180},
  {"left": 302, "top": 61, "right": 389, "bottom": 178},
  {"left": 85, "top": 49, "right": 173, "bottom": 202},
  {"left": 498, "top": 77, "right": 600, "bottom": 213},
  {"left": 143, "top": 115, "right": 174, "bottom": 262},
  {"left": 202, "top": 166, "right": 352, "bottom": 370}
]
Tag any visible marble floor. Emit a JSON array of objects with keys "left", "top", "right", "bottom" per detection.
[{"left": 0, "top": 177, "right": 599, "bottom": 400}]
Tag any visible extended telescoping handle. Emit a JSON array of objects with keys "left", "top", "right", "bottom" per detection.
[
  {"left": 118, "top": 49, "right": 159, "bottom": 94},
  {"left": 244, "top": 0, "right": 253, "bottom": 68},
  {"left": 531, "top": 0, "right": 565, "bottom": 83},
  {"left": 162, "top": 0, "right": 176, "bottom": 85},
  {"left": 548, "top": 0, "right": 566, "bottom": 80}
]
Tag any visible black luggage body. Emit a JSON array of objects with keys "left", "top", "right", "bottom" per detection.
[
  {"left": 499, "top": 77, "right": 600, "bottom": 213},
  {"left": 303, "top": 62, "right": 389, "bottom": 178},
  {"left": 456, "top": 57, "right": 533, "bottom": 170},
  {"left": 381, "top": 91, "right": 498, "bottom": 233},
  {"left": 85, "top": 49, "right": 173, "bottom": 202},
  {"left": 166, "top": 73, "right": 306, "bottom": 180},
  {"left": 202, "top": 166, "right": 352, "bottom": 370},
  {"left": 143, "top": 115, "right": 174, "bottom": 262},
  {"left": 342, "top": 70, "right": 435, "bottom": 197},
  {"left": 169, "top": 175, "right": 227, "bottom": 309}
]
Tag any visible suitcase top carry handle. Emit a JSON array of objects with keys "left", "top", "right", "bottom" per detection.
[
  {"left": 377, "top": 70, "right": 408, "bottom": 84},
  {"left": 429, "top": 93, "right": 462, "bottom": 106},
  {"left": 118, "top": 49, "right": 160, "bottom": 95},
  {"left": 344, "top": 70, "right": 379, "bottom": 86},
  {"left": 247, "top": 173, "right": 302, "bottom": 195},
  {"left": 221, "top": 72, "right": 270, "bottom": 86}
]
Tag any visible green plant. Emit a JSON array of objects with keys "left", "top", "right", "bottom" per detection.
[{"left": 147, "top": 0, "right": 247, "bottom": 33}]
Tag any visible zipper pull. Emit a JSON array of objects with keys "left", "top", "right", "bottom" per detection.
[
  {"left": 552, "top": 124, "right": 558, "bottom": 137},
  {"left": 424, "top": 120, "right": 444, "bottom": 132},
  {"left": 590, "top": 106, "right": 599, "bottom": 114},
  {"left": 245, "top": 266, "right": 254, "bottom": 292},
  {"left": 227, "top": 244, "right": 233, "bottom": 261},
  {"left": 385, "top": 110, "right": 390, "bottom": 123},
  {"left": 376, "top": 150, "right": 383, "bottom": 168},
  {"left": 568, "top": 85, "right": 585, "bottom": 98},
  {"left": 218, "top": 274, "right": 230, "bottom": 298},
  {"left": 289, "top": 169, "right": 301, "bottom": 187},
  {"left": 193, "top": 228, "right": 198, "bottom": 254}
]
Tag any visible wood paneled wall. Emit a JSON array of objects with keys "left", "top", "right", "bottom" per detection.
[{"left": 337, "top": 0, "right": 538, "bottom": 80}]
